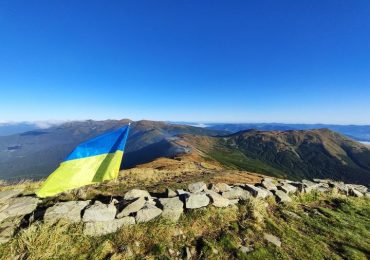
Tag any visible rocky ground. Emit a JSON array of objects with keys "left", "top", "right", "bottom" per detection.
[{"left": 0, "top": 174, "right": 369, "bottom": 259}]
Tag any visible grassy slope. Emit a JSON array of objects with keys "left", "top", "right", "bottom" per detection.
[
  {"left": 182, "top": 130, "right": 370, "bottom": 184},
  {"left": 0, "top": 192, "right": 369, "bottom": 259}
]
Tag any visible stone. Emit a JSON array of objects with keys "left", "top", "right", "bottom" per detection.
[
  {"left": 261, "top": 178, "right": 277, "bottom": 191},
  {"left": 44, "top": 200, "right": 90, "bottom": 224},
  {"left": 187, "top": 182, "right": 207, "bottom": 193},
  {"left": 0, "top": 216, "right": 22, "bottom": 244},
  {"left": 365, "top": 192, "right": 370, "bottom": 198},
  {"left": 82, "top": 201, "right": 116, "bottom": 222},
  {"left": 84, "top": 217, "right": 135, "bottom": 236},
  {"left": 349, "top": 188, "right": 364, "bottom": 197},
  {"left": 329, "top": 181, "right": 348, "bottom": 194},
  {"left": 117, "top": 197, "right": 146, "bottom": 218},
  {"left": 239, "top": 245, "right": 254, "bottom": 254},
  {"left": 282, "top": 210, "right": 301, "bottom": 220},
  {"left": 301, "top": 180, "right": 320, "bottom": 193},
  {"left": 210, "top": 183, "right": 232, "bottom": 193},
  {"left": 278, "top": 183, "right": 297, "bottom": 194},
  {"left": 347, "top": 184, "right": 368, "bottom": 194},
  {"left": 313, "top": 179, "right": 330, "bottom": 184},
  {"left": 185, "top": 193, "right": 210, "bottom": 209},
  {"left": 222, "top": 187, "right": 251, "bottom": 200},
  {"left": 159, "top": 197, "right": 184, "bottom": 222},
  {"left": 205, "top": 190, "right": 230, "bottom": 208},
  {"left": 166, "top": 188, "right": 177, "bottom": 198},
  {"left": 124, "top": 189, "right": 150, "bottom": 200},
  {"left": 316, "top": 186, "right": 331, "bottom": 193},
  {"left": 0, "top": 196, "right": 40, "bottom": 223},
  {"left": 245, "top": 185, "right": 269, "bottom": 198},
  {"left": 135, "top": 205, "right": 162, "bottom": 223},
  {"left": 274, "top": 190, "right": 292, "bottom": 203},
  {"left": 0, "top": 189, "right": 23, "bottom": 203},
  {"left": 264, "top": 233, "right": 281, "bottom": 247},
  {"left": 176, "top": 189, "right": 190, "bottom": 196}
]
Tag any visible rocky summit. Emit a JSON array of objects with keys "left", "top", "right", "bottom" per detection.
[{"left": 0, "top": 177, "right": 368, "bottom": 246}]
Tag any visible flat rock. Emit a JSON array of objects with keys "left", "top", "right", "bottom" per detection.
[
  {"left": 205, "top": 190, "right": 230, "bottom": 208},
  {"left": 0, "top": 216, "right": 22, "bottom": 244},
  {"left": 278, "top": 183, "right": 297, "bottom": 194},
  {"left": 245, "top": 185, "right": 269, "bottom": 198},
  {"left": 0, "top": 196, "right": 40, "bottom": 223},
  {"left": 347, "top": 184, "right": 368, "bottom": 194},
  {"left": 313, "top": 179, "right": 331, "bottom": 184},
  {"left": 135, "top": 205, "right": 162, "bottom": 223},
  {"left": 261, "top": 178, "right": 277, "bottom": 191},
  {"left": 349, "top": 188, "right": 364, "bottom": 197},
  {"left": 222, "top": 187, "right": 251, "bottom": 200},
  {"left": 0, "top": 190, "right": 23, "bottom": 203},
  {"left": 44, "top": 200, "right": 90, "bottom": 224},
  {"left": 159, "top": 197, "right": 184, "bottom": 222},
  {"left": 185, "top": 193, "right": 210, "bottom": 209},
  {"left": 274, "top": 190, "right": 292, "bottom": 203},
  {"left": 84, "top": 217, "right": 135, "bottom": 236},
  {"left": 82, "top": 201, "right": 116, "bottom": 222},
  {"left": 187, "top": 182, "right": 207, "bottom": 193},
  {"left": 124, "top": 189, "right": 150, "bottom": 200},
  {"left": 210, "top": 183, "right": 232, "bottom": 193},
  {"left": 239, "top": 245, "right": 254, "bottom": 254},
  {"left": 117, "top": 197, "right": 146, "bottom": 218},
  {"left": 264, "top": 233, "right": 281, "bottom": 247},
  {"left": 301, "top": 180, "right": 320, "bottom": 192}
]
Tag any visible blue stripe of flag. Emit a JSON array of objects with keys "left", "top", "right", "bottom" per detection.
[{"left": 64, "top": 125, "right": 130, "bottom": 161}]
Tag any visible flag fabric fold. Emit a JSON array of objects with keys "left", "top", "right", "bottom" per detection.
[{"left": 36, "top": 125, "right": 130, "bottom": 198}]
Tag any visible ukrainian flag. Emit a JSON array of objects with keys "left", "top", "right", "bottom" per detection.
[{"left": 36, "top": 125, "right": 130, "bottom": 198}]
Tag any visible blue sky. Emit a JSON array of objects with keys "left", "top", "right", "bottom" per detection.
[{"left": 0, "top": 0, "right": 369, "bottom": 124}]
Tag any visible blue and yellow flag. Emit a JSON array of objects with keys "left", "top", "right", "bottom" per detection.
[{"left": 36, "top": 125, "right": 130, "bottom": 198}]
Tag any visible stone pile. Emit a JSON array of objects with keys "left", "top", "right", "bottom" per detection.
[{"left": 0, "top": 178, "right": 368, "bottom": 242}]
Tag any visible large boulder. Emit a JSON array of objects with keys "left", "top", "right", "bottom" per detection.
[
  {"left": 210, "top": 183, "right": 232, "bottom": 193},
  {"left": 44, "top": 200, "right": 90, "bottom": 224},
  {"left": 205, "top": 190, "right": 230, "bottom": 208},
  {"left": 187, "top": 182, "right": 207, "bottom": 193},
  {"left": 116, "top": 197, "right": 146, "bottom": 218},
  {"left": 185, "top": 193, "right": 210, "bottom": 209},
  {"left": 82, "top": 201, "right": 116, "bottom": 222},
  {"left": 0, "top": 190, "right": 23, "bottom": 203},
  {"left": 135, "top": 205, "right": 162, "bottom": 223},
  {"left": 124, "top": 189, "right": 150, "bottom": 200},
  {"left": 84, "top": 217, "right": 135, "bottom": 236},
  {"left": 159, "top": 197, "right": 184, "bottom": 222},
  {"left": 0, "top": 196, "right": 40, "bottom": 223},
  {"left": 222, "top": 187, "right": 251, "bottom": 200},
  {"left": 274, "top": 190, "right": 292, "bottom": 203},
  {"left": 244, "top": 185, "right": 269, "bottom": 199}
]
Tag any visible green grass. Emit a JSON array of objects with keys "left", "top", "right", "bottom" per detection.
[
  {"left": 206, "top": 146, "right": 287, "bottom": 179},
  {"left": 0, "top": 194, "right": 369, "bottom": 259}
]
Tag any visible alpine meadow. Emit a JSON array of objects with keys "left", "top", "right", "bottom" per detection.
[{"left": 1, "top": 1, "right": 370, "bottom": 260}]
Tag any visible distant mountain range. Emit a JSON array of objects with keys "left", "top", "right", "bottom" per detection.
[
  {"left": 0, "top": 120, "right": 222, "bottom": 180},
  {"left": 204, "top": 123, "right": 370, "bottom": 142},
  {"left": 1, "top": 119, "right": 370, "bottom": 186},
  {"left": 171, "top": 129, "right": 370, "bottom": 185}
]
